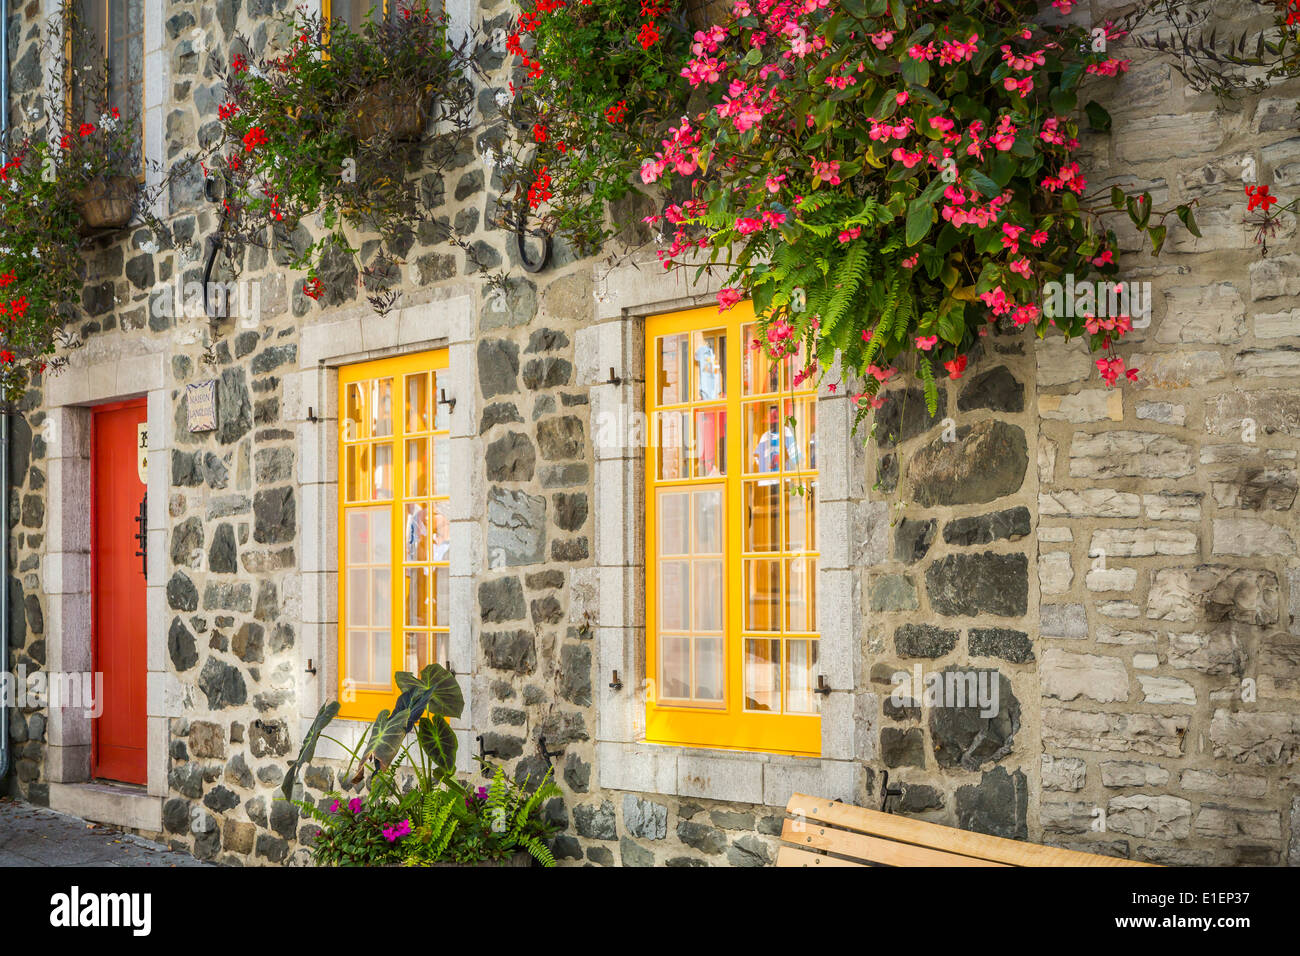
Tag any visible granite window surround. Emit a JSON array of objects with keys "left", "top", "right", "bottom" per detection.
[
  {"left": 41, "top": 0, "right": 169, "bottom": 222},
  {"left": 294, "top": 291, "right": 477, "bottom": 773},
  {"left": 580, "top": 253, "right": 862, "bottom": 807}
]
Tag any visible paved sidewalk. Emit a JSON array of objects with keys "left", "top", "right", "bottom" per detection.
[{"left": 0, "top": 798, "right": 209, "bottom": 867}]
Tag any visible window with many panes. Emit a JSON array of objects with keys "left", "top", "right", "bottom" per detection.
[
  {"left": 645, "top": 302, "right": 820, "bottom": 756},
  {"left": 323, "top": 0, "right": 403, "bottom": 27},
  {"left": 338, "top": 350, "right": 451, "bottom": 719},
  {"left": 74, "top": 0, "right": 144, "bottom": 173}
]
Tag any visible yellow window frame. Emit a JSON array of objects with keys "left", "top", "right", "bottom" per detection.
[
  {"left": 337, "top": 348, "right": 451, "bottom": 720},
  {"left": 645, "top": 302, "right": 822, "bottom": 757}
]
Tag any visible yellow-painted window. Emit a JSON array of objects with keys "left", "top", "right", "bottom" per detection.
[
  {"left": 323, "top": 0, "right": 396, "bottom": 28},
  {"left": 645, "top": 302, "right": 821, "bottom": 756},
  {"left": 338, "top": 349, "right": 451, "bottom": 720}
]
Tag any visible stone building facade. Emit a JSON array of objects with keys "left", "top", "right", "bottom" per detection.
[{"left": 3, "top": 0, "right": 1300, "bottom": 866}]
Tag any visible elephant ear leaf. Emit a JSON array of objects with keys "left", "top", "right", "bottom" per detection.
[
  {"left": 416, "top": 715, "right": 459, "bottom": 773},
  {"left": 281, "top": 700, "right": 340, "bottom": 800},
  {"left": 394, "top": 663, "right": 464, "bottom": 730},
  {"left": 349, "top": 707, "right": 412, "bottom": 784}
]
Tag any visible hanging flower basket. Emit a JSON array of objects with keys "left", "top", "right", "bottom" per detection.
[
  {"left": 75, "top": 175, "right": 136, "bottom": 230},
  {"left": 347, "top": 84, "right": 430, "bottom": 143}
]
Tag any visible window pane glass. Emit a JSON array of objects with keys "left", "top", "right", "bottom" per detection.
[
  {"left": 347, "top": 632, "right": 370, "bottom": 683},
  {"left": 661, "top": 637, "right": 690, "bottom": 700},
  {"left": 744, "top": 480, "right": 781, "bottom": 552},
  {"left": 346, "top": 382, "right": 369, "bottom": 440},
  {"left": 785, "top": 480, "right": 815, "bottom": 553},
  {"left": 659, "top": 491, "right": 689, "bottom": 556},
  {"left": 406, "top": 438, "right": 428, "bottom": 497},
  {"left": 369, "top": 508, "right": 390, "bottom": 562},
  {"left": 430, "top": 506, "right": 450, "bottom": 562},
  {"left": 657, "top": 333, "right": 689, "bottom": 406},
  {"left": 744, "top": 638, "right": 780, "bottom": 712},
  {"left": 404, "top": 632, "right": 430, "bottom": 674},
  {"left": 786, "top": 557, "right": 816, "bottom": 632},
  {"left": 432, "top": 435, "right": 449, "bottom": 495},
  {"left": 371, "top": 635, "right": 391, "bottom": 688},
  {"left": 786, "top": 640, "right": 819, "bottom": 714},
  {"left": 346, "top": 445, "right": 367, "bottom": 502},
  {"left": 747, "top": 401, "right": 798, "bottom": 473},
  {"left": 434, "top": 633, "right": 449, "bottom": 668},
  {"left": 404, "top": 503, "right": 429, "bottom": 562},
  {"left": 433, "top": 369, "right": 450, "bottom": 431},
  {"left": 347, "top": 509, "right": 371, "bottom": 561},
  {"left": 743, "top": 324, "right": 781, "bottom": 395},
  {"left": 371, "top": 570, "right": 391, "bottom": 627},
  {"left": 744, "top": 559, "right": 781, "bottom": 631},
  {"left": 693, "top": 329, "right": 726, "bottom": 401},
  {"left": 794, "top": 398, "right": 816, "bottom": 470},
  {"left": 372, "top": 378, "right": 394, "bottom": 437},
  {"left": 406, "top": 372, "right": 430, "bottom": 433},
  {"left": 372, "top": 444, "right": 394, "bottom": 500},
  {"left": 693, "top": 489, "right": 723, "bottom": 554},
  {"left": 694, "top": 637, "right": 723, "bottom": 701},
  {"left": 405, "top": 568, "right": 430, "bottom": 628},
  {"left": 660, "top": 561, "right": 689, "bottom": 632},
  {"left": 693, "top": 560, "right": 722, "bottom": 632},
  {"left": 656, "top": 411, "right": 690, "bottom": 480},
  {"left": 694, "top": 408, "right": 726, "bottom": 477},
  {"left": 347, "top": 570, "right": 369, "bottom": 626},
  {"left": 434, "top": 568, "right": 449, "bottom": 626}
]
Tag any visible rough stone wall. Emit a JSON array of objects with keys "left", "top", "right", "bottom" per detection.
[{"left": 3, "top": 0, "right": 1299, "bottom": 868}]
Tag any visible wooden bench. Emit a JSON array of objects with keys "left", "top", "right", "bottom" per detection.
[{"left": 777, "top": 792, "right": 1156, "bottom": 867}]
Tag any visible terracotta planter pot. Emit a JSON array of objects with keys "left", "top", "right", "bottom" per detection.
[
  {"left": 347, "top": 84, "right": 430, "bottom": 143},
  {"left": 76, "top": 175, "right": 136, "bottom": 230}
]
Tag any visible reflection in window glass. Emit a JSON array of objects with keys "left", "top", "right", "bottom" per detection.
[{"left": 744, "top": 639, "right": 781, "bottom": 712}]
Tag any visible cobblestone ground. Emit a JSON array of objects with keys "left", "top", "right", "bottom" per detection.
[{"left": 0, "top": 799, "right": 209, "bottom": 867}]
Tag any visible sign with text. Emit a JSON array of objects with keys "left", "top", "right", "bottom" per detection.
[{"left": 186, "top": 380, "right": 217, "bottom": 433}]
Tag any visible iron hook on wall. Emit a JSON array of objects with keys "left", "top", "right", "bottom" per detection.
[
  {"left": 538, "top": 735, "right": 563, "bottom": 769},
  {"left": 511, "top": 212, "right": 552, "bottom": 274},
  {"left": 879, "top": 770, "right": 903, "bottom": 814}
]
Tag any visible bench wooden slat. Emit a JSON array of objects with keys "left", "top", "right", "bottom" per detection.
[
  {"left": 776, "top": 845, "right": 868, "bottom": 868},
  {"left": 781, "top": 819, "right": 1007, "bottom": 868},
  {"left": 786, "top": 792, "right": 1155, "bottom": 868}
]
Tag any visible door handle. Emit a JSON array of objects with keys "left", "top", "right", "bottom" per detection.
[{"left": 133, "top": 493, "right": 147, "bottom": 577}]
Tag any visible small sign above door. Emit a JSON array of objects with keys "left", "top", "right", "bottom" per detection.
[
  {"left": 187, "top": 380, "right": 218, "bottom": 433},
  {"left": 136, "top": 423, "right": 148, "bottom": 484}
]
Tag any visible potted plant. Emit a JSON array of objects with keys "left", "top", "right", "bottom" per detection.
[
  {"left": 211, "top": 4, "right": 483, "bottom": 311},
  {"left": 283, "top": 664, "right": 563, "bottom": 867}
]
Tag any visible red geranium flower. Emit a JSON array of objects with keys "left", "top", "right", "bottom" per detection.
[
  {"left": 303, "top": 278, "right": 324, "bottom": 300},
  {"left": 1246, "top": 184, "right": 1279, "bottom": 213},
  {"left": 242, "top": 127, "right": 269, "bottom": 152},
  {"left": 532, "top": 123, "right": 547, "bottom": 144},
  {"left": 637, "top": 21, "right": 660, "bottom": 49},
  {"left": 943, "top": 354, "right": 968, "bottom": 379},
  {"left": 78, "top": 123, "right": 96, "bottom": 137},
  {"left": 605, "top": 100, "right": 628, "bottom": 124}
]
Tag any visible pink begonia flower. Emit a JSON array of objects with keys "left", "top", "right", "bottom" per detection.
[
  {"left": 1030, "top": 229, "right": 1049, "bottom": 247},
  {"left": 1009, "top": 257, "right": 1032, "bottom": 278},
  {"left": 930, "top": 116, "right": 956, "bottom": 133},
  {"left": 896, "top": 91, "right": 909, "bottom": 105},
  {"left": 1011, "top": 304, "right": 1040, "bottom": 326},
  {"left": 1052, "top": 0, "right": 1076, "bottom": 13},
  {"left": 915, "top": 335, "right": 938, "bottom": 351},
  {"left": 869, "top": 31, "right": 893, "bottom": 50},
  {"left": 838, "top": 226, "right": 862, "bottom": 243},
  {"left": 811, "top": 159, "right": 841, "bottom": 184},
  {"left": 717, "top": 288, "right": 742, "bottom": 312},
  {"left": 901, "top": 254, "right": 919, "bottom": 268}
]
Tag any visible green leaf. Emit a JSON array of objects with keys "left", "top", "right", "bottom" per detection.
[
  {"left": 967, "top": 169, "right": 1000, "bottom": 198},
  {"left": 1149, "top": 224, "right": 1168, "bottom": 255},
  {"left": 1110, "top": 186, "right": 1126, "bottom": 210},
  {"left": 394, "top": 663, "right": 464, "bottom": 728},
  {"left": 282, "top": 699, "right": 340, "bottom": 800},
  {"left": 1084, "top": 100, "right": 1112, "bottom": 132},
  {"left": 1177, "top": 204, "right": 1202, "bottom": 238},
  {"left": 416, "top": 715, "right": 459, "bottom": 772},
  {"left": 905, "top": 194, "right": 935, "bottom": 245},
  {"left": 889, "top": 0, "right": 906, "bottom": 30},
  {"left": 351, "top": 707, "right": 413, "bottom": 784}
]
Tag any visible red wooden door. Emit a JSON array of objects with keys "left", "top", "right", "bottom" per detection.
[{"left": 91, "top": 398, "right": 148, "bottom": 785}]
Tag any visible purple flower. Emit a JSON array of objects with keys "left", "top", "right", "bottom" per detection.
[
  {"left": 382, "top": 818, "right": 412, "bottom": 843},
  {"left": 476, "top": 786, "right": 488, "bottom": 801},
  {"left": 329, "top": 799, "right": 341, "bottom": 814},
  {"left": 348, "top": 797, "right": 363, "bottom": 814}
]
